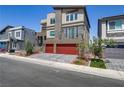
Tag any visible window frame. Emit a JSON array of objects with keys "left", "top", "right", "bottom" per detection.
[
  {"left": 8, "top": 32, "right": 12, "bottom": 38},
  {"left": 63, "top": 26, "right": 80, "bottom": 39},
  {"left": 66, "top": 12, "right": 78, "bottom": 22},
  {"left": 50, "top": 31, "right": 55, "bottom": 36},
  {"left": 50, "top": 18, "right": 55, "bottom": 24},
  {"left": 15, "top": 30, "right": 21, "bottom": 39},
  {"left": 107, "top": 20, "right": 123, "bottom": 31}
]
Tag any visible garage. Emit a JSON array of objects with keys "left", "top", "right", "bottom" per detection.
[
  {"left": 45, "top": 44, "right": 54, "bottom": 53},
  {"left": 56, "top": 44, "right": 78, "bottom": 55}
]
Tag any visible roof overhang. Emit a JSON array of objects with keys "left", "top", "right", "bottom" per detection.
[
  {"left": 99, "top": 14, "right": 124, "bottom": 21},
  {"left": 53, "top": 5, "right": 85, "bottom": 9}
]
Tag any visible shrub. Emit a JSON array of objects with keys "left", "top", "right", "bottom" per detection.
[
  {"left": 89, "top": 37, "right": 116, "bottom": 58},
  {"left": 73, "top": 59, "right": 87, "bottom": 65},
  {"left": 90, "top": 59, "right": 106, "bottom": 69},
  {"left": 25, "top": 40, "right": 33, "bottom": 55}
]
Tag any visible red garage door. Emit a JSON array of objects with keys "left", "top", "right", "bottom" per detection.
[
  {"left": 56, "top": 44, "right": 78, "bottom": 55},
  {"left": 45, "top": 44, "right": 54, "bottom": 53}
]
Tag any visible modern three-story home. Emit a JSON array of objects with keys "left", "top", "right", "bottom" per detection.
[
  {"left": 41, "top": 6, "right": 90, "bottom": 55},
  {"left": 0, "top": 26, "right": 36, "bottom": 51},
  {"left": 98, "top": 14, "right": 124, "bottom": 48}
]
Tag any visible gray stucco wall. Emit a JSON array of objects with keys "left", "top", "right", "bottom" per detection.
[{"left": 24, "top": 28, "right": 36, "bottom": 46}]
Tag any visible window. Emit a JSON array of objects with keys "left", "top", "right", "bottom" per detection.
[
  {"left": 50, "top": 31, "right": 55, "bottom": 36},
  {"left": 8, "top": 32, "right": 12, "bottom": 37},
  {"left": 108, "top": 20, "right": 122, "bottom": 30},
  {"left": 16, "top": 31, "right": 21, "bottom": 37},
  {"left": 63, "top": 26, "right": 80, "bottom": 39},
  {"left": 50, "top": 18, "right": 55, "bottom": 24},
  {"left": 70, "top": 14, "right": 73, "bottom": 21},
  {"left": 69, "top": 28, "right": 75, "bottom": 39},
  {"left": 66, "top": 15, "right": 69, "bottom": 21},
  {"left": 74, "top": 13, "right": 78, "bottom": 20},
  {"left": 66, "top": 13, "right": 78, "bottom": 21},
  {"left": 115, "top": 20, "right": 122, "bottom": 29},
  {"left": 109, "top": 21, "right": 115, "bottom": 30},
  {"left": 44, "top": 36, "right": 46, "bottom": 40}
]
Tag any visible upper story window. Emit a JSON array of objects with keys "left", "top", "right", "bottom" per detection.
[
  {"left": 8, "top": 32, "right": 12, "bottom": 38},
  {"left": 75, "top": 13, "right": 78, "bottom": 20},
  {"left": 108, "top": 20, "right": 123, "bottom": 31},
  {"left": 50, "top": 18, "right": 55, "bottom": 24},
  {"left": 15, "top": 31, "right": 21, "bottom": 38},
  {"left": 66, "top": 15, "right": 69, "bottom": 21},
  {"left": 66, "top": 13, "right": 78, "bottom": 22}
]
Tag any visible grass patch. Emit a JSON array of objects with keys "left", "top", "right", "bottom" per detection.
[{"left": 90, "top": 59, "right": 106, "bottom": 69}]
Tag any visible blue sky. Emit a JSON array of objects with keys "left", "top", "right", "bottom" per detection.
[{"left": 0, "top": 5, "right": 124, "bottom": 39}]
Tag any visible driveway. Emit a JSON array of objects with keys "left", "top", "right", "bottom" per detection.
[
  {"left": 104, "top": 48, "right": 124, "bottom": 59},
  {"left": 104, "top": 48, "right": 124, "bottom": 71},
  {"left": 105, "top": 58, "right": 124, "bottom": 71},
  {"left": 29, "top": 53, "right": 77, "bottom": 63}
]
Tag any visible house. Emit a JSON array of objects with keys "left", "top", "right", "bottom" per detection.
[
  {"left": 40, "top": 5, "right": 90, "bottom": 55},
  {"left": 36, "top": 19, "right": 47, "bottom": 46},
  {"left": 0, "top": 26, "right": 36, "bottom": 51},
  {"left": 98, "top": 14, "right": 124, "bottom": 48}
]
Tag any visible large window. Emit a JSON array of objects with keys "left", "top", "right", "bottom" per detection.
[
  {"left": 50, "top": 18, "right": 55, "bottom": 24},
  {"left": 63, "top": 26, "right": 81, "bottom": 39},
  {"left": 108, "top": 20, "right": 122, "bottom": 30},
  {"left": 66, "top": 13, "right": 78, "bottom": 21}
]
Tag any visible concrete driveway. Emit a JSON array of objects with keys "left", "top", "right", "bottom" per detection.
[
  {"left": 29, "top": 53, "right": 77, "bottom": 63},
  {"left": 104, "top": 48, "right": 124, "bottom": 71},
  {"left": 105, "top": 58, "right": 124, "bottom": 71}
]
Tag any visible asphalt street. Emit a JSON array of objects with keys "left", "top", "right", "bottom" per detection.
[{"left": 0, "top": 57, "right": 124, "bottom": 87}]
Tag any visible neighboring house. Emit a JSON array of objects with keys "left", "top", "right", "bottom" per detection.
[
  {"left": 36, "top": 19, "right": 47, "bottom": 46},
  {"left": 41, "top": 5, "right": 90, "bottom": 55},
  {"left": 0, "top": 26, "right": 36, "bottom": 51},
  {"left": 98, "top": 14, "right": 124, "bottom": 48}
]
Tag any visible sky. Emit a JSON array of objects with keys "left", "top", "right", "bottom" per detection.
[{"left": 0, "top": 5, "right": 124, "bottom": 39}]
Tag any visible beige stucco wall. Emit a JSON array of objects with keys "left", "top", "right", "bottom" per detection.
[
  {"left": 62, "top": 9, "right": 84, "bottom": 24},
  {"left": 101, "top": 21, "right": 107, "bottom": 39},
  {"left": 47, "top": 13, "right": 55, "bottom": 27}
]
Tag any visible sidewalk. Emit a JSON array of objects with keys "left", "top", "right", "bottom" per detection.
[{"left": 0, "top": 53, "right": 124, "bottom": 81}]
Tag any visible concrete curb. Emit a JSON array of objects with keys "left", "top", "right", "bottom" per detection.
[{"left": 0, "top": 54, "right": 124, "bottom": 81}]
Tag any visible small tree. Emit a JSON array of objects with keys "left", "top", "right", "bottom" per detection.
[
  {"left": 90, "top": 37, "right": 116, "bottom": 59},
  {"left": 25, "top": 40, "right": 33, "bottom": 55},
  {"left": 77, "top": 41, "right": 87, "bottom": 59}
]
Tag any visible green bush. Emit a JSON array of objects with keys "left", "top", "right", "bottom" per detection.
[
  {"left": 90, "top": 59, "right": 106, "bottom": 69},
  {"left": 25, "top": 40, "right": 33, "bottom": 55}
]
